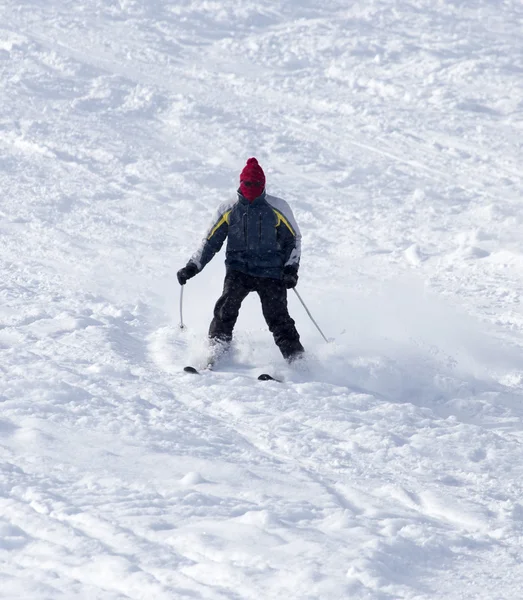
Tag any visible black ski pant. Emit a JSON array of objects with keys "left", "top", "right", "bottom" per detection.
[{"left": 209, "top": 270, "right": 304, "bottom": 360}]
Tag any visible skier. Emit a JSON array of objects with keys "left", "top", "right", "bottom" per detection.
[{"left": 177, "top": 157, "right": 304, "bottom": 363}]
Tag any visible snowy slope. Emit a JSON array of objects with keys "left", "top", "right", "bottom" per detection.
[{"left": 1, "top": 1, "right": 523, "bottom": 598}]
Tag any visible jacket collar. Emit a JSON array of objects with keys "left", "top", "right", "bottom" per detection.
[{"left": 237, "top": 189, "right": 267, "bottom": 205}]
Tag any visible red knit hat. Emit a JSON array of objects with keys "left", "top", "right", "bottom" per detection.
[{"left": 239, "top": 157, "right": 265, "bottom": 201}]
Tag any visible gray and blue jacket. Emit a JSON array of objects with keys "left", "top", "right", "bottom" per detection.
[{"left": 189, "top": 190, "right": 301, "bottom": 279}]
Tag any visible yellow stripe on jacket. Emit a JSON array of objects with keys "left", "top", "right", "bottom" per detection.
[
  {"left": 208, "top": 210, "right": 231, "bottom": 240},
  {"left": 273, "top": 209, "right": 296, "bottom": 236}
]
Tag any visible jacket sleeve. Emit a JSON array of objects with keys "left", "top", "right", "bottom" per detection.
[
  {"left": 189, "top": 202, "right": 232, "bottom": 271},
  {"left": 269, "top": 197, "right": 301, "bottom": 271}
]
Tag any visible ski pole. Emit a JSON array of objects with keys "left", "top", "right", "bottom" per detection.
[
  {"left": 179, "top": 285, "right": 185, "bottom": 329},
  {"left": 292, "top": 288, "right": 329, "bottom": 343}
]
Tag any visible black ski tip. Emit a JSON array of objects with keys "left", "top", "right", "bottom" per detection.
[
  {"left": 258, "top": 373, "right": 282, "bottom": 382},
  {"left": 184, "top": 366, "right": 199, "bottom": 374}
]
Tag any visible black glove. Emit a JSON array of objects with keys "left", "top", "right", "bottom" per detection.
[
  {"left": 177, "top": 262, "right": 199, "bottom": 285},
  {"left": 282, "top": 265, "right": 299, "bottom": 289}
]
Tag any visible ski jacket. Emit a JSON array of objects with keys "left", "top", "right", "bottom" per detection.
[{"left": 189, "top": 191, "right": 301, "bottom": 279}]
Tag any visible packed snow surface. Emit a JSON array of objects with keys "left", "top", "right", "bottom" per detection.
[{"left": 1, "top": 1, "right": 523, "bottom": 598}]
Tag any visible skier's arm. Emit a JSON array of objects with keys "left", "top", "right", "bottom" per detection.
[
  {"left": 189, "top": 203, "right": 232, "bottom": 272},
  {"left": 267, "top": 196, "right": 301, "bottom": 271},
  {"left": 287, "top": 219, "right": 301, "bottom": 269},
  {"left": 276, "top": 218, "right": 297, "bottom": 266},
  {"left": 274, "top": 213, "right": 301, "bottom": 272}
]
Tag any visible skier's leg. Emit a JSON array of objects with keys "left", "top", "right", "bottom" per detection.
[
  {"left": 208, "top": 270, "right": 251, "bottom": 345},
  {"left": 256, "top": 278, "right": 304, "bottom": 361}
]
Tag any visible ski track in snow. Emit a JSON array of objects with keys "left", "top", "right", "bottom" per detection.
[{"left": 1, "top": 0, "right": 523, "bottom": 598}]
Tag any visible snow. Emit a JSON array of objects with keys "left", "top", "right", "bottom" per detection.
[{"left": 1, "top": 0, "right": 523, "bottom": 597}]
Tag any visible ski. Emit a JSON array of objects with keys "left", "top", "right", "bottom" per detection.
[
  {"left": 257, "top": 373, "right": 283, "bottom": 383},
  {"left": 183, "top": 364, "right": 215, "bottom": 374},
  {"left": 184, "top": 366, "right": 282, "bottom": 383}
]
